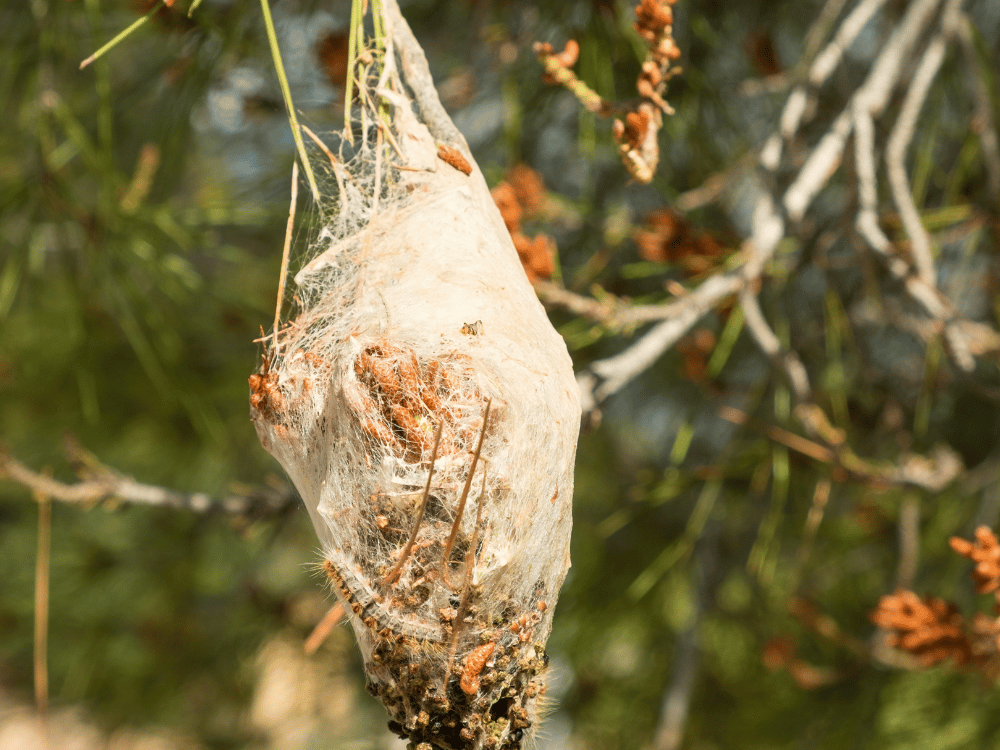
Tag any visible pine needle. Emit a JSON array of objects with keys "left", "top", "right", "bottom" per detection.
[
  {"left": 258, "top": 0, "right": 320, "bottom": 204},
  {"left": 80, "top": 1, "right": 164, "bottom": 69}
]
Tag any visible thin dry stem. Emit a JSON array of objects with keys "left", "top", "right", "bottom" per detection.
[
  {"left": 33, "top": 490, "right": 51, "bottom": 750},
  {"left": 304, "top": 602, "right": 346, "bottom": 654},
  {"left": 445, "top": 466, "right": 490, "bottom": 693},
  {"left": 439, "top": 399, "right": 491, "bottom": 589},
  {"left": 0, "top": 444, "right": 298, "bottom": 516},
  {"left": 896, "top": 494, "right": 921, "bottom": 590},
  {"left": 739, "top": 286, "right": 811, "bottom": 403},
  {"left": 301, "top": 124, "right": 348, "bottom": 198},
  {"left": 382, "top": 419, "right": 445, "bottom": 586},
  {"left": 273, "top": 161, "right": 299, "bottom": 355},
  {"left": 790, "top": 477, "right": 832, "bottom": 594}
]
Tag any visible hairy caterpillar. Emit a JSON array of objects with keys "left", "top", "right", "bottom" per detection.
[{"left": 323, "top": 555, "right": 445, "bottom": 644}]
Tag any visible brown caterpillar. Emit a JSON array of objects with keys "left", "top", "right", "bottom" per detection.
[
  {"left": 459, "top": 641, "right": 495, "bottom": 694},
  {"left": 323, "top": 556, "right": 444, "bottom": 644}
]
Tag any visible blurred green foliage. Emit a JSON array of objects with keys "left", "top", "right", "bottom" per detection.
[{"left": 3, "top": 0, "right": 1000, "bottom": 749}]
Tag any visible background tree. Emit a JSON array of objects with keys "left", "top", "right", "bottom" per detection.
[{"left": 2, "top": 0, "right": 1000, "bottom": 748}]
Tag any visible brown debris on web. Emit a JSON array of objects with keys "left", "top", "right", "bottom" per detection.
[
  {"left": 319, "top": 346, "right": 547, "bottom": 749},
  {"left": 248, "top": 349, "right": 284, "bottom": 422},
  {"left": 347, "top": 340, "right": 483, "bottom": 462}
]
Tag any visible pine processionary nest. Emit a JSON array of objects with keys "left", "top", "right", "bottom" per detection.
[{"left": 250, "top": 5, "right": 580, "bottom": 749}]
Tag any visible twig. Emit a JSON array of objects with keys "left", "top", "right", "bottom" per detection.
[
  {"left": 445, "top": 466, "right": 489, "bottom": 693},
  {"left": 273, "top": 161, "right": 299, "bottom": 355},
  {"left": 848, "top": 0, "right": 980, "bottom": 372},
  {"left": 576, "top": 0, "right": 971, "bottom": 418},
  {"left": 787, "top": 0, "right": 946, "bottom": 219},
  {"left": 440, "top": 400, "right": 491, "bottom": 588},
  {"left": 382, "top": 420, "right": 445, "bottom": 586},
  {"left": 717, "top": 406, "right": 836, "bottom": 463},
  {"left": 884, "top": 31, "right": 948, "bottom": 286},
  {"left": 717, "top": 402, "right": 961, "bottom": 492},
  {"left": 533, "top": 281, "right": 621, "bottom": 325},
  {"left": 739, "top": 286, "right": 811, "bottom": 403},
  {"left": 301, "top": 123, "right": 348, "bottom": 198},
  {"left": 853, "top": 108, "right": 982, "bottom": 373},
  {"left": 673, "top": 152, "right": 755, "bottom": 212},
  {"left": 652, "top": 529, "right": 717, "bottom": 750},
  {"left": 738, "top": 286, "right": 848, "bottom": 448},
  {"left": 759, "top": 0, "right": 890, "bottom": 170},
  {"left": 790, "top": 477, "right": 832, "bottom": 595},
  {"left": 895, "top": 493, "right": 920, "bottom": 591},
  {"left": 304, "top": 603, "right": 346, "bottom": 655},
  {"left": 33, "top": 489, "right": 51, "bottom": 750},
  {"left": 809, "top": 0, "right": 890, "bottom": 87},
  {"left": 1, "top": 444, "right": 298, "bottom": 517},
  {"left": 585, "top": 270, "right": 744, "bottom": 402},
  {"left": 853, "top": 105, "right": 896, "bottom": 258}
]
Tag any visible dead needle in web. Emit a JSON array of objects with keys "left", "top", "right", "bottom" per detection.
[
  {"left": 440, "top": 398, "right": 491, "bottom": 590},
  {"left": 382, "top": 419, "right": 445, "bottom": 586},
  {"left": 372, "top": 126, "right": 383, "bottom": 218},
  {"left": 303, "top": 602, "right": 346, "bottom": 654},
  {"left": 273, "top": 161, "right": 299, "bottom": 357},
  {"left": 301, "top": 124, "right": 349, "bottom": 197},
  {"left": 445, "top": 462, "right": 489, "bottom": 690}
]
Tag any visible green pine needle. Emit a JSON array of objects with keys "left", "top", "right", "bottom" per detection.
[
  {"left": 258, "top": 0, "right": 320, "bottom": 204},
  {"left": 80, "top": 1, "right": 163, "bottom": 70}
]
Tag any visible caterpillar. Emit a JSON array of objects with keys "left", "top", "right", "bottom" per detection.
[{"left": 323, "top": 554, "right": 445, "bottom": 644}]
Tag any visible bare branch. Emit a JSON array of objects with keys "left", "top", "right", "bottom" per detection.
[
  {"left": 673, "top": 152, "right": 756, "bottom": 212},
  {"left": 884, "top": 32, "right": 949, "bottom": 286},
  {"left": 533, "top": 280, "right": 621, "bottom": 325},
  {"left": 809, "top": 0, "right": 890, "bottom": 87},
  {"left": 1, "top": 444, "right": 298, "bottom": 517},
  {"left": 739, "top": 286, "right": 812, "bottom": 403},
  {"left": 588, "top": 271, "right": 744, "bottom": 402},
  {"left": 760, "top": 0, "right": 890, "bottom": 171},
  {"left": 850, "top": 0, "right": 979, "bottom": 372},
  {"left": 786, "top": 0, "right": 946, "bottom": 219},
  {"left": 575, "top": 0, "right": 987, "bottom": 417},
  {"left": 653, "top": 535, "right": 716, "bottom": 750}
]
